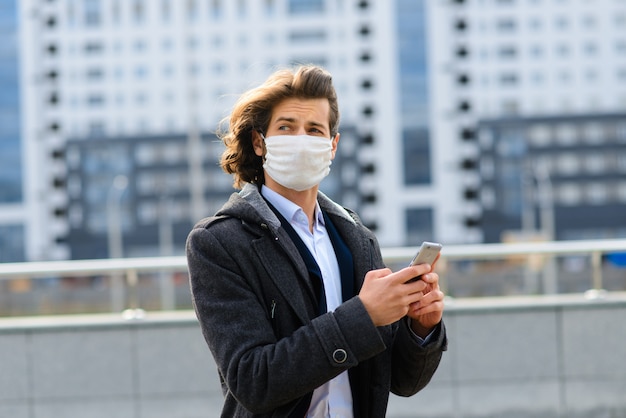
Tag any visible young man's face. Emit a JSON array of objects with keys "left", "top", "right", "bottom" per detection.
[{"left": 253, "top": 97, "right": 339, "bottom": 157}]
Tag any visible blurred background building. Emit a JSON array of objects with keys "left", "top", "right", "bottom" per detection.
[
  {"left": 0, "top": 1, "right": 25, "bottom": 262},
  {"left": 3, "top": 0, "right": 626, "bottom": 262},
  {"left": 429, "top": 0, "right": 626, "bottom": 244}
]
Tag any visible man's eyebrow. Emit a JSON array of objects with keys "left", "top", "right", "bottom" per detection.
[
  {"left": 273, "top": 117, "right": 328, "bottom": 130},
  {"left": 273, "top": 116, "right": 296, "bottom": 124},
  {"left": 308, "top": 121, "right": 327, "bottom": 129}
]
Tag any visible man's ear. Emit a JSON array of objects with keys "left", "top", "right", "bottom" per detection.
[
  {"left": 330, "top": 132, "right": 340, "bottom": 159},
  {"left": 252, "top": 131, "right": 265, "bottom": 157}
]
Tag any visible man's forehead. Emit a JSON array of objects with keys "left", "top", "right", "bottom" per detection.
[{"left": 270, "top": 98, "right": 330, "bottom": 126}]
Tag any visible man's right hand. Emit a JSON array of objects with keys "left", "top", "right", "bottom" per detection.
[{"left": 358, "top": 265, "right": 432, "bottom": 327}]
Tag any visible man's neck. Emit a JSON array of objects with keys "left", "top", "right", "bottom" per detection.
[{"left": 263, "top": 179, "right": 319, "bottom": 231}]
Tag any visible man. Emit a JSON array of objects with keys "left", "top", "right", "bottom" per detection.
[{"left": 186, "top": 65, "right": 447, "bottom": 417}]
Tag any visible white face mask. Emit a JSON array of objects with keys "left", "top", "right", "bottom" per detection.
[{"left": 262, "top": 134, "right": 333, "bottom": 191}]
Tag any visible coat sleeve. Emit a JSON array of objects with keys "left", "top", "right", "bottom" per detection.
[
  {"left": 390, "top": 318, "right": 447, "bottom": 396},
  {"left": 186, "top": 222, "right": 388, "bottom": 414}
]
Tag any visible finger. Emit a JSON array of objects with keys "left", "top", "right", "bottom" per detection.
[
  {"left": 403, "top": 279, "right": 428, "bottom": 295},
  {"left": 364, "top": 268, "right": 393, "bottom": 281},
  {"left": 414, "top": 300, "right": 445, "bottom": 317},
  {"left": 420, "top": 272, "right": 440, "bottom": 288},
  {"left": 396, "top": 264, "right": 432, "bottom": 284},
  {"left": 415, "top": 289, "right": 445, "bottom": 309}
]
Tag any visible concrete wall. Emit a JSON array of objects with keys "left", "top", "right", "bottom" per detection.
[{"left": 1, "top": 294, "right": 626, "bottom": 418}]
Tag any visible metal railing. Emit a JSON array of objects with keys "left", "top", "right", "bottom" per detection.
[{"left": 1, "top": 239, "right": 625, "bottom": 317}]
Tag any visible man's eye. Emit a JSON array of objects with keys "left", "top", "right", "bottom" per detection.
[{"left": 278, "top": 126, "right": 290, "bottom": 131}]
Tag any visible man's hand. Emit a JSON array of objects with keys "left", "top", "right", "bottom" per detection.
[
  {"left": 407, "top": 269, "right": 445, "bottom": 338},
  {"left": 358, "top": 263, "right": 438, "bottom": 328}
]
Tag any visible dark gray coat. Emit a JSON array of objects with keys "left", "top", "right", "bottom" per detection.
[{"left": 186, "top": 183, "right": 447, "bottom": 417}]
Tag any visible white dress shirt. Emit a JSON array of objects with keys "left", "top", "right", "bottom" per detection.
[{"left": 262, "top": 186, "right": 353, "bottom": 418}]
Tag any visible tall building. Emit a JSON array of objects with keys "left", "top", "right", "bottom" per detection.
[
  {"left": 20, "top": 0, "right": 434, "bottom": 260},
  {"left": 428, "top": 0, "right": 626, "bottom": 243},
  {"left": 17, "top": 0, "right": 624, "bottom": 261},
  {"left": 0, "top": 0, "right": 25, "bottom": 262}
]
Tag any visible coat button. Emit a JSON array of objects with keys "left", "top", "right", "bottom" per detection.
[{"left": 332, "top": 349, "right": 347, "bottom": 364}]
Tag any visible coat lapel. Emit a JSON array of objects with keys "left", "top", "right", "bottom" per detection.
[{"left": 251, "top": 227, "right": 319, "bottom": 323}]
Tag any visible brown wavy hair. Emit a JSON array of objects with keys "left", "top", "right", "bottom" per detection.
[{"left": 218, "top": 65, "right": 340, "bottom": 189}]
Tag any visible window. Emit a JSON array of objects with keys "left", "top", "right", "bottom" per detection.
[
  {"left": 500, "top": 73, "right": 518, "bottom": 86},
  {"left": 289, "top": 30, "right": 327, "bottom": 42},
  {"left": 530, "top": 72, "right": 544, "bottom": 85},
  {"left": 84, "top": 0, "right": 101, "bottom": 26},
  {"left": 530, "top": 45, "right": 543, "bottom": 57},
  {"left": 529, "top": 18, "right": 542, "bottom": 30},
  {"left": 558, "top": 183, "right": 582, "bottom": 206},
  {"left": 86, "top": 94, "right": 105, "bottom": 106},
  {"left": 583, "top": 42, "right": 598, "bottom": 56},
  {"left": 555, "top": 16, "right": 568, "bottom": 29},
  {"left": 501, "top": 100, "right": 518, "bottom": 115},
  {"left": 134, "top": 66, "right": 148, "bottom": 79},
  {"left": 264, "top": 0, "right": 276, "bottom": 16},
  {"left": 528, "top": 124, "right": 551, "bottom": 147},
  {"left": 581, "top": 15, "right": 596, "bottom": 29},
  {"left": 586, "top": 182, "right": 608, "bottom": 204},
  {"left": 556, "top": 44, "right": 570, "bottom": 57},
  {"left": 237, "top": 0, "right": 247, "bottom": 17},
  {"left": 210, "top": 0, "right": 223, "bottom": 18},
  {"left": 187, "top": 0, "right": 198, "bottom": 21},
  {"left": 556, "top": 153, "right": 580, "bottom": 175},
  {"left": 498, "top": 46, "right": 517, "bottom": 58},
  {"left": 555, "top": 123, "right": 577, "bottom": 145},
  {"left": 84, "top": 42, "right": 104, "bottom": 54},
  {"left": 481, "top": 157, "right": 495, "bottom": 178},
  {"left": 583, "top": 153, "right": 607, "bottom": 174},
  {"left": 111, "top": 0, "right": 121, "bottom": 23},
  {"left": 617, "top": 182, "right": 626, "bottom": 203},
  {"left": 496, "top": 18, "right": 516, "bottom": 32},
  {"left": 403, "top": 128, "right": 431, "bottom": 184},
  {"left": 160, "top": 0, "right": 171, "bottom": 21},
  {"left": 88, "top": 121, "right": 105, "bottom": 137},
  {"left": 133, "top": 0, "right": 145, "bottom": 23},
  {"left": 134, "top": 40, "right": 147, "bottom": 52},
  {"left": 405, "top": 208, "right": 434, "bottom": 246},
  {"left": 288, "top": 0, "right": 324, "bottom": 14},
  {"left": 617, "top": 123, "right": 626, "bottom": 143},
  {"left": 583, "top": 123, "right": 604, "bottom": 144},
  {"left": 86, "top": 68, "right": 104, "bottom": 80}
]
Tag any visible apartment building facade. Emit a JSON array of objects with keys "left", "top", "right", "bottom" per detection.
[
  {"left": 428, "top": 0, "right": 626, "bottom": 243},
  {"left": 17, "top": 0, "right": 625, "bottom": 261},
  {"left": 20, "top": 0, "right": 440, "bottom": 260}
]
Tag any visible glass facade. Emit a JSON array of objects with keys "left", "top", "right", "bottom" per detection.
[
  {"left": 288, "top": 0, "right": 324, "bottom": 14},
  {"left": 479, "top": 115, "right": 626, "bottom": 243},
  {"left": 0, "top": 224, "right": 25, "bottom": 262},
  {"left": 0, "top": 1, "right": 24, "bottom": 262},
  {"left": 0, "top": 0, "right": 22, "bottom": 203},
  {"left": 405, "top": 207, "right": 433, "bottom": 246},
  {"left": 396, "top": 0, "right": 431, "bottom": 185}
]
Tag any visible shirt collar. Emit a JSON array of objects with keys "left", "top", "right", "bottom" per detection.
[{"left": 261, "top": 185, "right": 325, "bottom": 228}]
